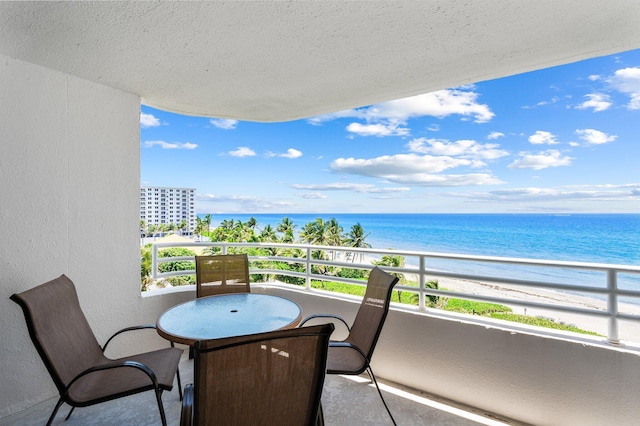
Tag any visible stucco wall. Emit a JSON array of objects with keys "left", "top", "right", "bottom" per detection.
[{"left": 0, "top": 54, "right": 169, "bottom": 417}]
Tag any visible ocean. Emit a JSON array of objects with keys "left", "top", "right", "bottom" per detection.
[{"left": 199, "top": 213, "right": 640, "bottom": 292}]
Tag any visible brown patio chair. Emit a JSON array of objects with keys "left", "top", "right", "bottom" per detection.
[
  {"left": 10, "top": 274, "right": 183, "bottom": 426},
  {"left": 180, "top": 323, "right": 335, "bottom": 426},
  {"left": 299, "top": 266, "right": 399, "bottom": 425},
  {"left": 195, "top": 253, "right": 250, "bottom": 297}
]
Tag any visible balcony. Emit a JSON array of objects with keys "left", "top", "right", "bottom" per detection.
[
  {"left": 4, "top": 241, "right": 640, "bottom": 424},
  {"left": 3, "top": 3, "right": 640, "bottom": 424},
  {"left": 148, "top": 242, "right": 640, "bottom": 424}
]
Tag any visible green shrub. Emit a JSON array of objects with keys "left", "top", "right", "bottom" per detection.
[
  {"left": 311, "top": 280, "right": 366, "bottom": 297},
  {"left": 164, "top": 275, "right": 195, "bottom": 286},
  {"left": 490, "top": 313, "right": 602, "bottom": 336},
  {"left": 444, "top": 298, "right": 511, "bottom": 315},
  {"left": 338, "top": 268, "right": 368, "bottom": 279}
]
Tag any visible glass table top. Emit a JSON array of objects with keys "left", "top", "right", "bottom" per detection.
[{"left": 156, "top": 293, "right": 302, "bottom": 344}]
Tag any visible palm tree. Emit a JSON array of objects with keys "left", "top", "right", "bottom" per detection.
[
  {"left": 194, "top": 217, "right": 204, "bottom": 240},
  {"left": 299, "top": 218, "right": 326, "bottom": 245},
  {"left": 259, "top": 224, "right": 277, "bottom": 243},
  {"left": 178, "top": 219, "right": 187, "bottom": 235},
  {"left": 140, "top": 220, "right": 147, "bottom": 244},
  {"left": 373, "top": 253, "right": 406, "bottom": 302},
  {"left": 324, "top": 218, "right": 343, "bottom": 261},
  {"left": 276, "top": 217, "right": 296, "bottom": 243},
  {"left": 220, "top": 219, "right": 235, "bottom": 230},
  {"left": 204, "top": 214, "right": 212, "bottom": 235},
  {"left": 344, "top": 223, "right": 371, "bottom": 263}
]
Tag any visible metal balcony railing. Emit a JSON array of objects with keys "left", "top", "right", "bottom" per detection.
[{"left": 150, "top": 241, "right": 640, "bottom": 345}]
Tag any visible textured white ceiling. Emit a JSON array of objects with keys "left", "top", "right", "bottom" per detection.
[{"left": 1, "top": 1, "right": 639, "bottom": 122}]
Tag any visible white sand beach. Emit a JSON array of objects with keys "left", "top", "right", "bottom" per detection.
[{"left": 403, "top": 272, "right": 640, "bottom": 343}]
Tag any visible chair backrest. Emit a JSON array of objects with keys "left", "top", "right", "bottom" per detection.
[
  {"left": 192, "top": 323, "right": 334, "bottom": 426},
  {"left": 195, "top": 254, "right": 250, "bottom": 297},
  {"left": 346, "top": 266, "right": 399, "bottom": 361},
  {"left": 10, "top": 274, "right": 105, "bottom": 393}
]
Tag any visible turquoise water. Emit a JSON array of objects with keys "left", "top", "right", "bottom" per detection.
[{"left": 199, "top": 213, "right": 640, "bottom": 291}]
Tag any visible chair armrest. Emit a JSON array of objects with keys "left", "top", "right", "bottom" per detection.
[
  {"left": 329, "top": 341, "right": 368, "bottom": 362},
  {"left": 299, "top": 314, "right": 351, "bottom": 332},
  {"left": 63, "top": 359, "right": 160, "bottom": 397},
  {"left": 102, "top": 324, "right": 156, "bottom": 352},
  {"left": 180, "top": 384, "right": 194, "bottom": 426}
]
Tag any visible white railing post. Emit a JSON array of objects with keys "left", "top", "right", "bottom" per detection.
[
  {"left": 305, "top": 247, "right": 312, "bottom": 290},
  {"left": 152, "top": 244, "right": 158, "bottom": 279},
  {"left": 418, "top": 255, "right": 427, "bottom": 311},
  {"left": 607, "top": 269, "right": 620, "bottom": 345}
]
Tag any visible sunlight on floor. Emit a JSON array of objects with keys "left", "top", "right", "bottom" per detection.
[{"left": 342, "top": 375, "right": 511, "bottom": 426}]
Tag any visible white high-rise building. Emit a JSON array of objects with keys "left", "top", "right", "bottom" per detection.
[{"left": 140, "top": 186, "right": 196, "bottom": 233}]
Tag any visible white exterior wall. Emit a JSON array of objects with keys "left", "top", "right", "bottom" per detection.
[{"left": 0, "top": 54, "right": 175, "bottom": 418}]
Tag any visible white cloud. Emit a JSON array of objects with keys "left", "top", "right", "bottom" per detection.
[
  {"left": 508, "top": 150, "right": 572, "bottom": 170},
  {"left": 210, "top": 118, "right": 238, "bottom": 129},
  {"left": 291, "top": 183, "right": 410, "bottom": 193},
  {"left": 535, "top": 96, "right": 560, "bottom": 107},
  {"left": 575, "top": 129, "right": 617, "bottom": 145},
  {"left": 346, "top": 122, "right": 410, "bottom": 137},
  {"left": 588, "top": 75, "right": 601, "bottom": 81},
  {"left": 406, "top": 138, "right": 509, "bottom": 160},
  {"left": 331, "top": 153, "right": 472, "bottom": 176},
  {"left": 196, "top": 194, "right": 292, "bottom": 210},
  {"left": 140, "top": 113, "right": 161, "bottom": 128},
  {"left": 142, "top": 140, "right": 197, "bottom": 149},
  {"left": 365, "top": 90, "right": 494, "bottom": 123},
  {"left": 576, "top": 93, "right": 612, "bottom": 112},
  {"left": 608, "top": 67, "right": 640, "bottom": 109},
  {"left": 307, "top": 88, "right": 495, "bottom": 137},
  {"left": 387, "top": 173, "right": 504, "bottom": 187},
  {"left": 279, "top": 148, "right": 303, "bottom": 159},
  {"left": 528, "top": 131, "right": 559, "bottom": 145},
  {"left": 228, "top": 146, "right": 256, "bottom": 157},
  {"left": 265, "top": 148, "right": 303, "bottom": 159},
  {"left": 449, "top": 183, "right": 640, "bottom": 202},
  {"left": 298, "top": 192, "right": 328, "bottom": 199},
  {"left": 487, "top": 131, "right": 505, "bottom": 140},
  {"left": 329, "top": 153, "right": 504, "bottom": 187}
]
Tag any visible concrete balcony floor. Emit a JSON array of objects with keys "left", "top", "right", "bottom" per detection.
[{"left": 1, "top": 356, "right": 518, "bottom": 426}]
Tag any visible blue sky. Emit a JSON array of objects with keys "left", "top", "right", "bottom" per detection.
[{"left": 141, "top": 49, "right": 640, "bottom": 214}]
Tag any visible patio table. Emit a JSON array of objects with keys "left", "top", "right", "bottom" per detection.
[{"left": 156, "top": 293, "right": 302, "bottom": 345}]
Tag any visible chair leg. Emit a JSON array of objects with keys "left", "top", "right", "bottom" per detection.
[
  {"left": 155, "top": 389, "right": 168, "bottom": 426},
  {"left": 45, "top": 397, "right": 64, "bottom": 426},
  {"left": 176, "top": 367, "right": 183, "bottom": 401},
  {"left": 366, "top": 366, "right": 397, "bottom": 426},
  {"left": 170, "top": 340, "right": 184, "bottom": 401},
  {"left": 316, "top": 401, "right": 325, "bottom": 426},
  {"left": 64, "top": 405, "right": 76, "bottom": 421}
]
